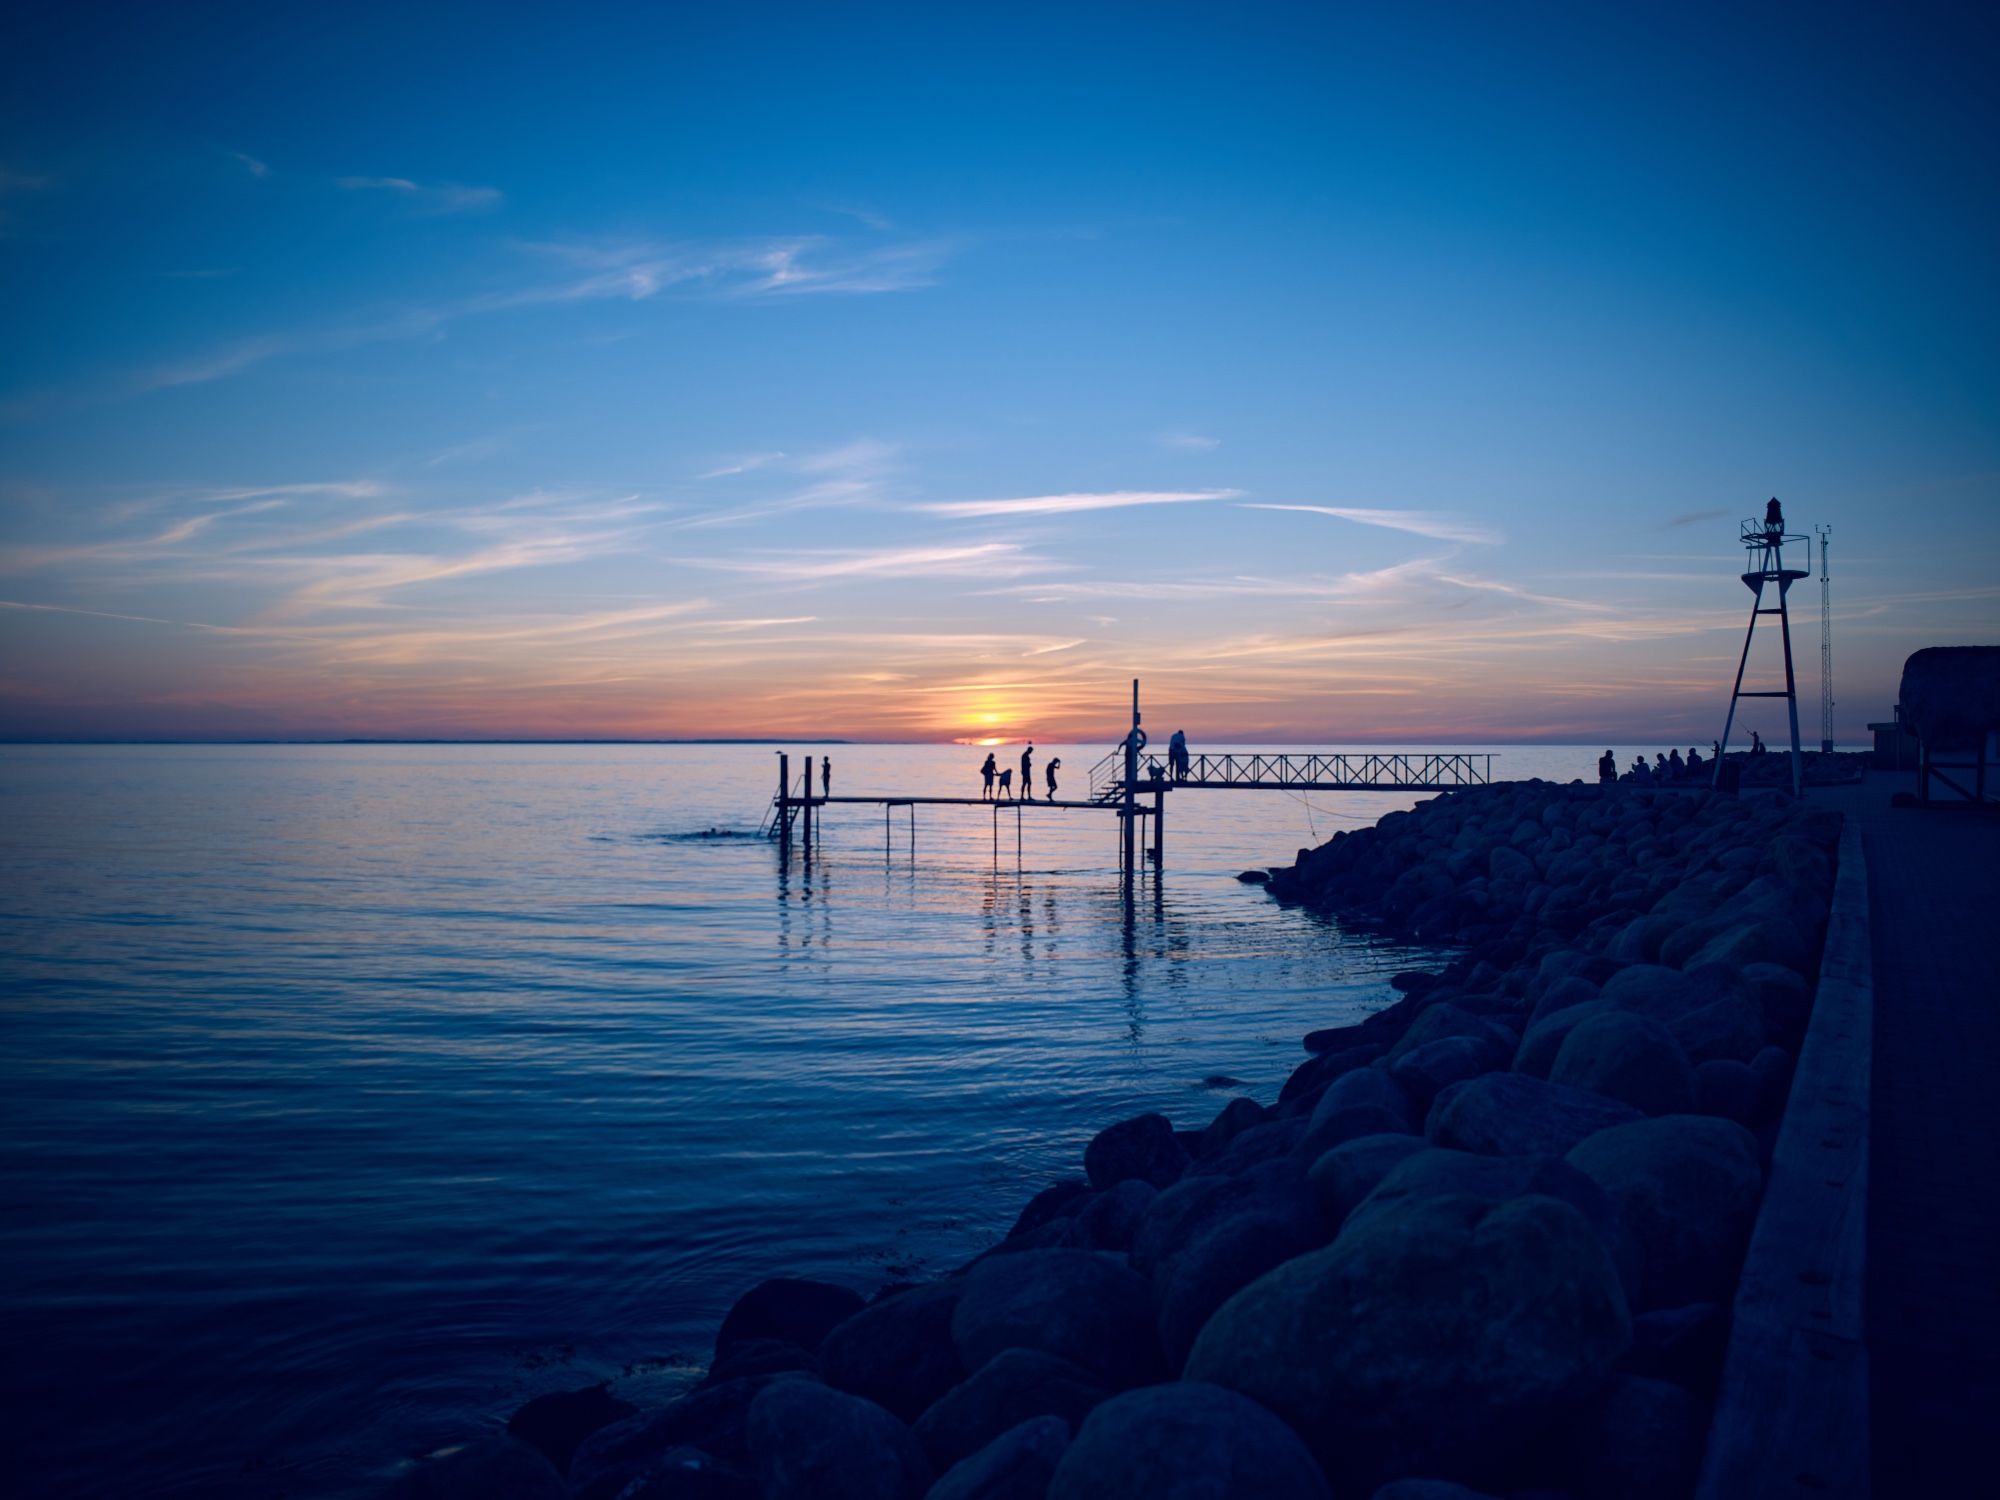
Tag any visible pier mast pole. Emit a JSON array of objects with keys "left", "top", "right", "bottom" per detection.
[
  {"left": 777, "top": 752, "right": 790, "bottom": 864},
  {"left": 1122, "top": 679, "right": 1141, "bottom": 876}
]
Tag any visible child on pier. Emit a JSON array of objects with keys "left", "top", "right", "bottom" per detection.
[
  {"left": 1045, "top": 757, "right": 1061, "bottom": 800},
  {"left": 997, "top": 768, "right": 1013, "bottom": 799}
]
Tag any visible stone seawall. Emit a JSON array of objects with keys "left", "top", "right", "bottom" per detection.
[{"left": 391, "top": 780, "right": 1841, "bottom": 1500}]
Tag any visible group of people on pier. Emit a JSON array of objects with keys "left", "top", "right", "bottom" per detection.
[
  {"left": 979, "top": 744, "right": 1062, "bottom": 801},
  {"left": 1598, "top": 743, "right": 1722, "bottom": 786}
]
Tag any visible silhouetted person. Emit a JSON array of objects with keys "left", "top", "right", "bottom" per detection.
[
  {"left": 997, "top": 768, "right": 1013, "bottom": 799},
  {"left": 980, "top": 752, "right": 997, "bottom": 800},
  {"left": 1045, "top": 757, "right": 1061, "bottom": 800},
  {"left": 1655, "top": 752, "right": 1669, "bottom": 777},
  {"left": 1598, "top": 749, "right": 1617, "bottom": 783},
  {"left": 821, "top": 756, "right": 830, "bottom": 799},
  {"left": 1668, "top": 747, "right": 1684, "bottom": 779},
  {"left": 1686, "top": 745, "right": 1704, "bottom": 777},
  {"left": 1764, "top": 496, "right": 1784, "bottom": 535},
  {"left": 1169, "top": 728, "right": 1189, "bottom": 781},
  {"left": 1630, "top": 756, "right": 1653, "bottom": 784},
  {"left": 1750, "top": 729, "right": 1766, "bottom": 755},
  {"left": 1020, "top": 744, "right": 1034, "bottom": 802}
]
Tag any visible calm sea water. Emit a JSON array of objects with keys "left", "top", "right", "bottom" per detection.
[{"left": 0, "top": 742, "right": 1603, "bottom": 1497}]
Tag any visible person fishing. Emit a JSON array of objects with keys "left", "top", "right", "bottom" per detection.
[
  {"left": 1045, "top": 756, "right": 1061, "bottom": 801},
  {"left": 1020, "top": 743, "right": 1035, "bottom": 802},
  {"left": 980, "top": 752, "right": 997, "bottom": 800}
]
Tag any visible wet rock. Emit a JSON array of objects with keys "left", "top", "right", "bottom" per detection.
[
  {"left": 1526, "top": 974, "right": 1602, "bottom": 1026},
  {"left": 926, "top": 1415, "right": 1070, "bottom": 1500},
  {"left": 705, "top": 1337, "right": 818, "bottom": 1386},
  {"left": 1237, "top": 869, "right": 1272, "bottom": 883},
  {"left": 912, "top": 1349, "right": 1106, "bottom": 1473},
  {"left": 1046, "top": 1382, "right": 1330, "bottom": 1500},
  {"left": 1068, "top": 1179, "right": 1156, "bottom": 1252},
  {"left": 951, "top": 1249, "right": 1158, "bottom": 1387},
  {"left": 1605, "top": 913, "right": 1679, "bottom": 965},
  {"left": 1279, "top": 1042, "right": 1385, "bottom": 1109},
  {"left": 1185, "top": 1193, "right": 1629, "bottom": 1492},
  {"left": 1742, "top": 962, "right": 1811, "bottom": 1041},
  {"left": 1564, "top": 1374, "right": 1706, "bottom": 1500},
  {"left": 388, "top": 1439, "right": 566, "bottom": 1500},
  {"left": 1307, "top": 1133, "right": 1430, "bottom": 1228},
  {"left": 717, "top": 1277, "right": 865, "bottom": 1360},
  {"left": 1566, "top": 1116, "right": 1762, "bottom": 1310},
  {"left": 507, "top": 1383, "right": 638, "bottom": 1475},
  {"left": 1187, "top": 1114, "right": 1307, "bottom": 1174},
  {"left": 1548, "top": 1010, "right": 1696, "bottom": 1116},
  {"left": 747, "top": 1378, "right": 929, "bottom": 1500},
  {"left": 1085, "top": 1112, "right": 1189, "bottom": 1190},
  {"left": 820, "top": 1281, "right": 965, "bottom": 1423},
  {"left": 1387, "top": 1034, "right": 1509, "bottom": 1111},
  {"left": 571, "top": 1375, "right": 784, "bottom": 1490},
  {"left": 1385, "top": 1002, "right": 1515, "bottom": 1063},
  {"left": 1196, "top": 1096, "right": 1265, "bottom": 1157},
  {"left": 1693, "top": 1058, "right": 1756, "bottom": 1124},
  {"left": 1426, "top": 1072, "right": 1642, "bottom": 1158},
  {"left": 1006, "top": 1180, "right": 1091, "bottom": 1240}
]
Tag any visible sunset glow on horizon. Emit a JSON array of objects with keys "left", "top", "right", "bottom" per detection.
[{"left": 3, "top": 5, "right": 1995, "bottom": 744}]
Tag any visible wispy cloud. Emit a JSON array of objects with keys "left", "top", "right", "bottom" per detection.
[
  {"left": 697, "top": 452, "right": 787, "bottom": 480},
  {"left": 688, "top": 542, "right": 1047, "bottom": 581},
  {"left": 1159, "top": 432, "right": 1219, "bottom": 451},
  {"left": 1660, "top": 508, "right": 1727, "bottom": 529},
  {"left": 921, "top": 488, "right": 1239, "bottom": 519},
  {"left": 337, "top": 176, "right": 504, "bottom": 215},
  {"left": 1241, "top": 503, "right": 1503, "bottom": 546},
  {"left": 229, "top": 150, "right": 270, "bottom": 179}
]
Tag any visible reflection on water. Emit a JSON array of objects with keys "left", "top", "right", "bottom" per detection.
[{"left": 0, "top": 742, "right": 1595, "bottom": 1497}]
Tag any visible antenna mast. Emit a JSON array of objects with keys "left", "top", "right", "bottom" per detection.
[{"left": 1816, "top": 525, "right": 1833, "bottom": 753}]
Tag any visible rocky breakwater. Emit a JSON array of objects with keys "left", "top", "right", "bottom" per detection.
[{"left": 388, "top": 779, "right": 1840, "bottom": 1500}]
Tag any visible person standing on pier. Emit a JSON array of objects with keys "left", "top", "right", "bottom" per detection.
[
  {"left": 821, "top": 756, "right": 831, "bottom": 799},
  {"left": 980, "top": 752, "right": 997, "bottom": 799},
  {"left": 1045, "top": 757, "right": 1061, "bottom": 801},
  {"left": 1020, "top": 743, "right": 1034, "bottom": 801},
  {"left": 1169, "top": 728, "right": 1189, "bottom": 781}
]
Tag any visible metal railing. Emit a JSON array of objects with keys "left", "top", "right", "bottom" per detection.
[{"left": 1091, "top": 749, "right": 1492, "bottom": 798}]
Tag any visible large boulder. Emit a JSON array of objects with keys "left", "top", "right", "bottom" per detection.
[
  {"left": 1046, "top": 1382, "right": 1330, "bottom": 1500},
  {"left": 1300, "top": 1065, "right": 1417, "bottom": 1156},
  {"left": 1387, "top": 1035, "right": 1509, "bottom": 1111},
  {"left": 571, "top": 1376, "right": 783, "bottom": 1492},
  {"left": 1185, "top": 1115, "right": 1307, "bottom": 1176},
  {"left": 820, "top": 1282, "right": 965, "bottom": 1423},
  {"left": 950, "top": 1250, "right": 1158, "bottom": 1387},
  {"left": 507, "top": 1384, "right": 638, "bottom": 1475},
  {"left": 716, "top": 1278, "right": 865, "bottom": 1360},
  {"left": 1369, "top": 1484, "right": 1500, "bottom": 1500},
  {"left": 1145, "top": 1159, "right": 1326, "bottom": 1364},
  {"left": 912, "top": 1349, "right": 1106, "bottom": 1473},
  {"left": 387, "top": 1439, "right": 566, "bottom": 1500},
  {"left": 1426, "top": 1072, "right": 1643, "bottom": 1158},
  {"left": 1307, "top": 1134, "right": 1430, "bottom": 1228},
  {"left": 1513, "top": 1000, "right": 1608, "bottom": 1079},
  {"left": 1067, "top": 1179, "right": 1156, "bottom": 1253},
  {"left": 926, "top": 1416, "right": 1071, "bottom": 1500},
  {"left": 1196, "top": 1097, "right": 1266, "bottom": 1157},
  {"left": 1385, "top": 1003, "right": 1514, "bottom": 1063},
  {"left": 1548, "top": 1010, "right": 1696, "bottom": 1116},
  {"left": 1184, "top": 1194, "right": 1630, "bottom": 1491},
  {"left": 1566, "top": 1116, "right": 1763, "bottom": 1310},
  {"left": 1685, "top": 918, "right": 1812, "bottom": 976},
  {"left": 746, "top": 1379, "right": 929, "bottom": 1500},
  {"left": 1084, "top": 1113, "right": 1189, "bottom": 1190},
  {"left": 1597, "top": 965, "right": 1704, "bottom": 1021}
]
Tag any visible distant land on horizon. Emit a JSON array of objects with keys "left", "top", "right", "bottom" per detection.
[{"left": 0, "top": 735, "right": 1860, "bottom": 748}]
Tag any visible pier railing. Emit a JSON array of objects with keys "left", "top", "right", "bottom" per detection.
[{"left": 1090, "top": 749, "right": 1493, "bottom": 799}]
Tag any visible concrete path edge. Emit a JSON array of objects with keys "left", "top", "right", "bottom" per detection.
[{"left": 1697, "top": 817, "right": 1872, "bottom": 1499}]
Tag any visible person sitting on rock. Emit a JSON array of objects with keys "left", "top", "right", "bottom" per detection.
[
  {"left": 1598, "top": 749, "right": 1616, "bottom": 783},
  {"left": 1685, "top": 746, "right": 1703, "bottom": 777},
  {"left": 1630, "top": 756, "right": 1653, "bottom": 784},
  {"left": 1667, "top": 747, "right": 1685, "bottom": 779}
]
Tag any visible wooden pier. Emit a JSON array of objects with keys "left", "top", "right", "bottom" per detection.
[{"left": 767, "top": 681, "right": 1494, "bottom": 873}]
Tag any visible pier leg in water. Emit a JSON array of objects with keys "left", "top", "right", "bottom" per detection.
[{"left": 1152, "top": 787, "right": 1164, "bottom": 868}]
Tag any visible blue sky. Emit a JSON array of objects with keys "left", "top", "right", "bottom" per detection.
[{"left": 2, "top": 1, "right": 1995, "bottom": 741}]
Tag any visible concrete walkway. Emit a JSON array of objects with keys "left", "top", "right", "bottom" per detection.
[{"left": 1816, "top": 770, "right": 2000, "bottom": 1492}]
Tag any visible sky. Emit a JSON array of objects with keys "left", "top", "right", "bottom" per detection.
[{"left": 2, "top": 1, "right": 1996, "bottom": 744}]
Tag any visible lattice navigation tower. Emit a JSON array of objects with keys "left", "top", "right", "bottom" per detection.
[{"left": 1714, "top": 499, "right": 1809, "bottom": 796}]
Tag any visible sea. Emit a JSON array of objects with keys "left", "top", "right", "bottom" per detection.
[{"left": 0, "top": 741, "right": 1608, "bottom": 1497}]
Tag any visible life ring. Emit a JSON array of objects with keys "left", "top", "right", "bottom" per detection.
[{"left": 1130, "top": 728, "right": 1148, "bottom": 751}]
